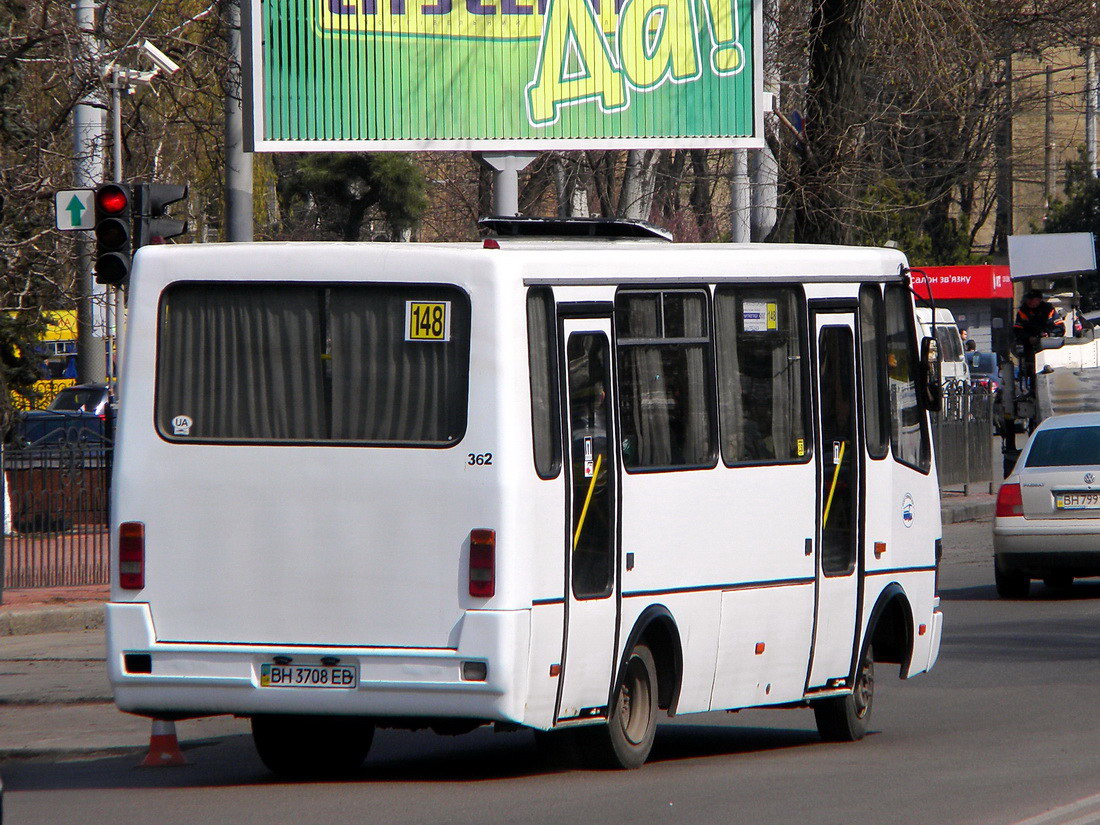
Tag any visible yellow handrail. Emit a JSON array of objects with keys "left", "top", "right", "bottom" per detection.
[
  {"left": 822, "top": 441, "right": 847, "bottom": 528},
  {"left": 573, "top": 453, "right": 603, "bottom": 549}
]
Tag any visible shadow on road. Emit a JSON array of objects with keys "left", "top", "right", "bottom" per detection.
[
  {"left": 2, "top": 721, "right": 824, "bottom": 792},
  {"left": 940, "top": 580, "right": 1100, "bottom": 602},
  {"left": 648, "top": 723, "right": 821, "bottom": 765}
]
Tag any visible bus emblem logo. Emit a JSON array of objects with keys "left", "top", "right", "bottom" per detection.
[
  {"left": 902, "top": 493, "right": 915, "bottom": 527},
  {"left": 1086, "top": 473, "right": 1095, "bottom": 485},
  {"left": 172, "top": 415, "right": 193, "bottom": 436}
]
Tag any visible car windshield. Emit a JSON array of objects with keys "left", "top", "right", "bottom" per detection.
[
  {"left": 48, "top": 389, "right": 104, "bottom": 412},
  {"left": 1025, "top": 426, "right": 1100, "bottom": 467}
]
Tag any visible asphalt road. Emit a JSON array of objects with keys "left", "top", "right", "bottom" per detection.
[{"left": 5, "top": 518, "right": 1100, "bottom": 825}]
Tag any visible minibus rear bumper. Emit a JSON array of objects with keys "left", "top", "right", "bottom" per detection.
[{"left": 106, "top": 602, "right": 531, "bottom": 725}]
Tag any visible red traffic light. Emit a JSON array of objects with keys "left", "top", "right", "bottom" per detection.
[{"left": 96, "top": 184, "right": 129, "bottom": 215}]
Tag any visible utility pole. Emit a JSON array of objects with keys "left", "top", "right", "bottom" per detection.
[
  {"left": 1086, "top": 45, "right": 1098, "bottom": 177},
  {"left": 224, "top": 0, "right": 254, "bottom": 241},
  {"left": 74, "top": 0, "right": 108, "bottom": 385},
  {"left": 730, "top": 150, "right": 751, "bottom": 243},
  {"left": 1044, "top": 65, "right": 1055, "bottom": 216},
  {"left": 749, "top": 0, "right": 779, "bottom": 242},
  {"left": 993, "top": 55, "right": 1013, "bottom": 258}
]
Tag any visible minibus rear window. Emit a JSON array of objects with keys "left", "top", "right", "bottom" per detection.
[{"left": 155, "top": 282, "right": 471, "bottom": 446}]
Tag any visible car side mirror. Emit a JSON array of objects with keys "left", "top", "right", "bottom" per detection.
[
  {"left": 1039, "top": 336, "right": 1065, "bottom": 350},
  {"left": 919, "top": 336, "right": 943, "bottom": 413}
]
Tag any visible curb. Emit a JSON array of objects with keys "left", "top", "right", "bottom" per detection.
[
  {"left": 0, "top": 744, "right": 145, "bottom": 765},
  {"left": 0, "top": 603, "right": 104, "bottom": 637},
  {"left": 941, "top": 501, "right": 995, "bottom": 524},
  {"left": 0, "top": 734, "right": 233, "bottom": 766}
]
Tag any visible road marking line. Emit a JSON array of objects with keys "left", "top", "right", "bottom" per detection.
[
  {"left": 1008, "top": 793, "right": 1100, "bottom": 825},
  {"left": 1057, "top": 811, "right": 1100, "bottom": 825}
]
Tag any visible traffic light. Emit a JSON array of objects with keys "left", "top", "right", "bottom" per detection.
[
  {"left": 135, "top": 183, "right": 188, "bottom": 248},
  {"left": 93, "top": 183, "right": 132, "bottom": 286}
]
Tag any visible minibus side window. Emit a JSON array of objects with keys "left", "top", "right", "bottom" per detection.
[
  {"left": 615, "top": 288, "right": 716, "bottom": 472},
  {"left": 858, "top": 284, "right": 890, "bottom": 460},
  {"left": 883, "top": 283, "right": 931, "bottom": 472},
  {"left": 714, "top": 285, "right": 810, "bottom": 466},
  {"left": 527, "top": 288, "right": 561, "bottom": 479}
]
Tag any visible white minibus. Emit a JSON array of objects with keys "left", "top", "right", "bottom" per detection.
[
  {"left": 107, "top": 224, "right": 944, "bottom": 775},
  {"left": 915, "top": 307, "right": 968, "bottom": 384}
]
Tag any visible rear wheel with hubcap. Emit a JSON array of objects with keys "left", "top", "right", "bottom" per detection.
[
  {"left": 251, "top": 714, "right": 374, "bottom": 778},
  {"left": 583, "top": 643, "right": 659, "bottom": 769},
  {"left": 813, "top": 645, "right": 874, "bottom": 742}
]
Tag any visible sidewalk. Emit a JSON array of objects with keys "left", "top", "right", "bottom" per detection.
[
  {"left": 0, "top": 584, "right": 107, "bottom": 637},
  {"left": 0, "top": 626, "right": 248, "bottom": 764},
  {"left": 941, "top": 489, "right": 996, "bottom": 524}
]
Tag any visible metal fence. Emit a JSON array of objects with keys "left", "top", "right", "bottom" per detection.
[
  {"left": 1, "top": 443, "right": 112, "bottom": 594},
  {"left": 932, "top": 382, "right": 994, "bottom": 490}
]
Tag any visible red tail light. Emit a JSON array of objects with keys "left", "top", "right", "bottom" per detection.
[
  {"left": 469, "top": 529, "right": 495, "bottom": 597},
  {"left": 996, "top": 483, "right": 1023, "bottom": 517},
  {"left": 119, "top": 521, "right": 145, "bottom": 589}
]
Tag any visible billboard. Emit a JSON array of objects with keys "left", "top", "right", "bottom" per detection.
[{"left": 243, "top": 0, "right": 763, "bottom": 150}]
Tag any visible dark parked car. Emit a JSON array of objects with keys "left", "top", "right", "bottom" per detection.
[{"left": 12, "top": 384, "right": 115, "bottom": 447}]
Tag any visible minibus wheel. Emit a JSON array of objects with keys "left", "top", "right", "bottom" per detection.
[
  {"left": 813, "top": 645, "right": 874, "bottom": 742},
  {"left": 586, "top": 643, "right": 658, "bottom": 769},
  {"left": 251, "top": 714, "right": 374, "bottom": 777}
]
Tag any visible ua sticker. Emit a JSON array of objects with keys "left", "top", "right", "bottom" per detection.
[
  {"left": 172, "top": 415, "right": 193, "bottom": 436},
  {"left": 902, "top": 493, "right": 915, "bottom": 528}
]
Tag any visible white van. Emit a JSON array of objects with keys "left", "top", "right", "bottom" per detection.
[
  {"left": 915, "top": 307, "right": 968, "bottom": 384},
  {"left": 107, "top": 230, "right": 944, "bottom": 775}
]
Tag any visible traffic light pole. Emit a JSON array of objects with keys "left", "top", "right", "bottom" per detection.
[
  {"left": 74, "top": 0, "right": 107, "bottom": 386},
  {"left": 109, "top": 74, "right": 125, "bottom": 381}
]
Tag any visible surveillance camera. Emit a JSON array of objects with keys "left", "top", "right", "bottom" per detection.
[{"left": 141, "top": 40, "right": 180, "bottom": 75}]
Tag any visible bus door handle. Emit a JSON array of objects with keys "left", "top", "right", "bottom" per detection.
[{"left": 805, "top": 538, "right": 813, "bottom": 556}]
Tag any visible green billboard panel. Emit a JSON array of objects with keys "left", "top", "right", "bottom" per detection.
[{"left": 243, "top": 0, "right": 762, "bottom": 149}]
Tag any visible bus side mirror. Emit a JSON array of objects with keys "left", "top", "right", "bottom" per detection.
[{"left": 919, "top": 336, "right": 942, "bottom": 413}]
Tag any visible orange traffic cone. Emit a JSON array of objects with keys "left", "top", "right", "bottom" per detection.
[{"left": 140, "top": 719, "right": 188, "bottom": 767}]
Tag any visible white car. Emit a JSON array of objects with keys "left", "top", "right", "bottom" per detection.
[{"left": 994, "top": 412, "right": 1100, "bottom": 597}]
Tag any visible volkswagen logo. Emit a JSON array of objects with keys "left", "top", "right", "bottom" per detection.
[{"left": 1086, "top": 473, "right": 1095, "bottom": 485}]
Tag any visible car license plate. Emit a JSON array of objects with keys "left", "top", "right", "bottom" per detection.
[
  {"left": 259, "top": 663, "right": 358, "bottom": 689},
  {"left": 1055, "top": 492, "right": 1100, "bottom": 510}
]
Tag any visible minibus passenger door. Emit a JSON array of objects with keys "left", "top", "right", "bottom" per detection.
[
  {"left": 808, "top": 311, "right": 862, "bottom": 689},
  {"left": 555, "top": 317, "right": 620, "bottom": 723}
]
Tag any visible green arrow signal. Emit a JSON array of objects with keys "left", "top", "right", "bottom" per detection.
[{"left": 66, "top": 195, "right": 87, "bottom": 227}]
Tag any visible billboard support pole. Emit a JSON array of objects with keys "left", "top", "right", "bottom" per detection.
[{"left": 477, "top": 152, "right": 538, "bottom": 217}]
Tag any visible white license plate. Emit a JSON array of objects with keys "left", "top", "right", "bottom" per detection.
[
  {"left": 260, "top": 663, "right": 358, "bottom": 689},
  {"left": 1055, "top": 492, "right": 1100, "bottom": 510}
]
